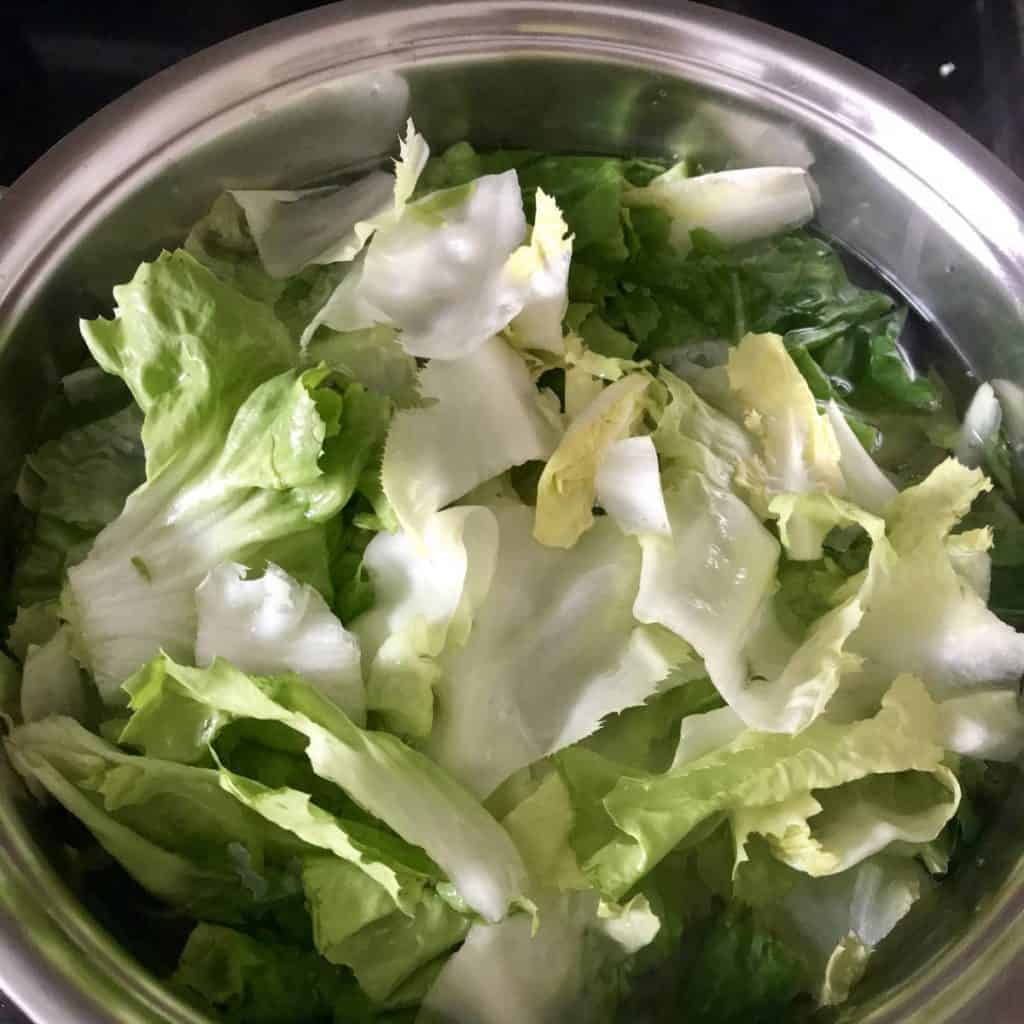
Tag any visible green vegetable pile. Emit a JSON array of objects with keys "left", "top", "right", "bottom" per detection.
[{"left": 4, "top": 122, "right": 1024, "bottom": 1023}]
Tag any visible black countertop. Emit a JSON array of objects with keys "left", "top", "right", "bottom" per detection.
[{"left": 0, "top": 1, "right": 1022, "bottom": 1022}]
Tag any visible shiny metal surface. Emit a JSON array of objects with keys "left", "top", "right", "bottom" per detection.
[{"left": 1, "top": 1, "right": 1023, "bottom": 1021}]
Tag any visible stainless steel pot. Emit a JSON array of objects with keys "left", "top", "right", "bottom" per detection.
[{"left": 2, "top": 2, "right": 1024, "bottom": 1021}]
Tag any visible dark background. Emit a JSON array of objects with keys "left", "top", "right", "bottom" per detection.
[
  {"left": 0, "top": 0, "right": 1022, "bottom": 1021},
  {"left": 2, "top": 0, "right": 1024, "bottom": 186}
]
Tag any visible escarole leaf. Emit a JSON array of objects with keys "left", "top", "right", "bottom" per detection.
[
  {"left": 312, "top": 881, "right": 468, "bottom": 1003},
  {"left": 638, "top": 460, "right": 1009, "bottom": 737},
  {"left": 7, "top": 603, "right": 61, "bottom": 663},
  {"left": 946, "top": 527, "right": 992, "bottom": 600},
  {"left": 20, "top": 626, "right": 87, "bottom": 725},
  {"left": 12, "top": 404, "right": 145, "bottom": 608},
  {"left": 79, "top": 251, "right": 291, "bottom": 480},
  {"left": 67, "top": 251, "right": 392, "bottom": 700},
  {"left": 184, "top": 193, "right": 288, "bottom": 311},
  {"left": 726, "top": 332, "right": 844, "bottom": 557},
  {"left": 216, "top": 768, "right": 433, "bottom": 916},
  {"left": 241, "top": 111, "right": 430, "bottom": 273},
  {"left": 648, "top": 368, "right": 755, "bottom": 492},
  {"left": 303, "top": 324, "right": 420, "bottom": 407},
  {"left": 571, "top": 676, "right": 948, "bottom": 899},
  {"left": 4, "top": 716, "right": 308, "bottom": 921},
  {"left": 118, "top": 653, "right": 530, "bottom": 922},
  {"left": 673, "top": 705, "right": 747, "bottom": 770},
  {"left": 354, "top": 505, "right": 499, "bottom": 738},
  {"left": 732, "top": 768, "right": 960, "bottom": 878},
  {"left": 499, "top": 772, "right": 588, "bottom": 891},
  {"left": 311, "top": 172, "right": 524, "bottom": 360},
  {"left": 825, "top": 399, "right": 897, "bottom": 514},
  {"left": 382, "top": 336, "right": 559, "bottom": 535},
  {"left": 594, "top": 435, "right": 672, "bottom": 537},
  {"left": 739, "top": 850, "right": 931, "bottom": 1007},
  {"left": 841, "top": 459, "right": 1024, "bottom": 713},
  {"left": 427, "top": 504, "right": 684, "bottom": 799},
  {"left": 195, "top": 562, "right": 364, "bottom": 724},
  {"left": 622, "top": 164, "right": 817, "bottom": 252},
  {"left": 503, "top": 188, "right": 573, "bottom": 354},
  {"left": 633, "top": 470, "right": 778, "bottom": 673},
  {"left": 936, "top": 690, "right": 1024, "bottom": 761},
  {"left": 734, "top": 492, "right": 891, "bottom": 732},
  {"left": 419, "top": 891, "right": 657, "bottom": 1024},
  {"left": 534, "top": 373, "right": 651, "bottom": 548},
  {"left": 230, "top": 170, "right": 395, "bottom": 279},
  {"left": 307, "top": 156, "right": 579, "bottom": 360}
]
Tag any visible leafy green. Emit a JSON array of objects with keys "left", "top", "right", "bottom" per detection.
[
  {"left": 303, "top": 326, "right": 419, "bottom": 408},
  {"left": 19, "top": 626, "right": 87, "bottom": 725},
  {"left": 309, "top": 163, "right": 575, "bottom": 362},
  {"left": 229, "top": 171, "right": 394, "bottom": 279},
  {"left": 569, "top": 676, "right": 949, "bottom": 899},
  {"left": 185, "top": 193, "right": 287, "bottom": 308},
  {"left": 726, "top": 332, "right": 844, "bottom": 556},
  {"left": 419, "top": 892, "right": 658, "bottom": 1024},
  {"left": 622, "top": 164, "right": 816, "bottom": 253},
  {"left": 172, "top": 923, "right": 368, "bottom": 1024},
  {"left": 839, "top": 459, "right": 1024, "bottom": 714},
  {"left": 534, "top": 373, "right": 649, "bottom": 548},
  {"left": 850, "top": 311, "right": 936, "bottom": 412},
  {"left": 5, "top": 716, "right": 308, "bottom": 921},
  {"left": 66, "top": 251, "right": 391, "bottom": 699},
  {"left": 824, "top": 399, "right": 897, "bottom": 513},
  {"left": 381, "top": 336, "right": 558, "bottom": 535},
  {"left": 217, "top": 766, "right": 434, "bottom": 915},
  {"left": 580, "top": 677, "right": 722, "bottom": 775},
  {"left": 594, "top": 435, "right": 672, "bottom": 537},
  {"left": 738, "top": 850, "right": 931, "bottom": 1007},
  {"left": 194, "top": 562, "right": 365, "bottom": 724},
  {"left": 355, "top": 505, "right": 499, "bottom": 739},
  {"left": 11, "top": 405, "right": 144, "bottom": 607},
  {"left": 119, "top": 653, "right": 530, "bottom": 922},
  {"left": 313, "top": 886, "right": 469, "bottom": 1002},
  {"left": 675, "top": 910, "right": 807, "bottom": 1024},
  {"left": 425, "top": 505, "right": 684, "bottom": 798}
]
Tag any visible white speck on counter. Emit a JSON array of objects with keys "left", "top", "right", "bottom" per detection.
[{"left": 939, "top": 62, "right": 957, "bottom": 77}]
